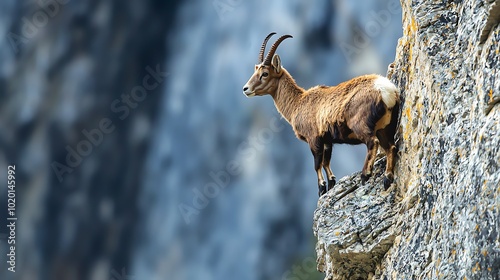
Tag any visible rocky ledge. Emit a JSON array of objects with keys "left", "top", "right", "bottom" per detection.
[{"left": 314, "top": 159, "right": 400, "bottom": 280}]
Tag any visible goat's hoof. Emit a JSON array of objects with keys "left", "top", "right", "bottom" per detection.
[
  {"left": 318, "top": 182, "right": 327, "bottom": 197},
  {"left": 383, "top": 175, "right": 394, "bottom": 190},
  {"left": 360, "top": 174, "right": 370, "bottom": 184},
  {"left": 327, "top": 178, "right": 336, "bottom": 191}
]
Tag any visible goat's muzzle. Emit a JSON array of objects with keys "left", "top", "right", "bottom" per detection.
[{"left": 243, "top": 85, "right": 255, "bottom": 97}]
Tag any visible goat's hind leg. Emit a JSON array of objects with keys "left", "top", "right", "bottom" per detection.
[
  {"left": 361, "top": 136, "right": 379, "bottom": 184},
  {"left": 377, "top": 130, "right": 396, "bottom": 189},
  {"left": 322, "top": 142, "right": 336, "bottom": 191},
  {"left": 383, "top": 145, "right": 396, "bottom": 188},
  {"left": 310, "top": 138, "right": 327, "bottom": 197}
]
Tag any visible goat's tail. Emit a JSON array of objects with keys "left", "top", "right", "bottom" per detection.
[
  {"left": 373, "top": 76, "right": 399, "bottom": 109},
  {"left": 366, "top": 75, "right": 400, "bottom": 134}
]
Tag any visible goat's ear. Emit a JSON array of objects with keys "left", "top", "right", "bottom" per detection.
[{"left": 271, "top": 54, "right": 282, "bottom": 74}]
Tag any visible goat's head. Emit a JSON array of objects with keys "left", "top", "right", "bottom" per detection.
[{"left": 243, "top": 33, "right": 292, "bottom": 97}]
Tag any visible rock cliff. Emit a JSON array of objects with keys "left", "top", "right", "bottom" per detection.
[{"left": 313, "top": 0, "right": 500, "bottom": 279}]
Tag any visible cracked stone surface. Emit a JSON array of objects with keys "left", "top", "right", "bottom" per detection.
[{"left": 314, "top": 159, "right": 399, "bottom": 280}]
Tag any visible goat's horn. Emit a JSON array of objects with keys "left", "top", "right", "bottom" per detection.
[
  {"left": 259, "top": 32, "right": 277, "bottom": 63},
  {"left": 263, "top": 34, "right": 293, "bottom": 66}
]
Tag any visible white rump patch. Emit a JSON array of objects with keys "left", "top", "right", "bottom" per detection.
[{"left": 373, "top": 76, "right": 398, "bottom": 108}]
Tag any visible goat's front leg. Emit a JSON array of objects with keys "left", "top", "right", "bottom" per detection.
[
  {"left": 322, "top": 142, "right": 336, "bottom": 191},
  {"left": 361, "top": 136, "right": 379, "bottom": 184},
  {"left": 310, "top": 139, "right": 326, "bottom": 197}
]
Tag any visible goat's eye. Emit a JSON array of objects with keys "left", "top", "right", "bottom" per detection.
[{"left": 262, "top": 72, "right": 268, "bottom": 77}]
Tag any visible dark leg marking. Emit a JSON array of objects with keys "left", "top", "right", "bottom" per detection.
[
  {"left": 310, "top": 138, "right": 326, "bottom": 197},
  {"left": 322, "top": 142, "right": 336, "bottom": 192}
]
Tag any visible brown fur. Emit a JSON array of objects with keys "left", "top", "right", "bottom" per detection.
[{"left": 272, "top": 72, "right": 383, "bottom": 143}]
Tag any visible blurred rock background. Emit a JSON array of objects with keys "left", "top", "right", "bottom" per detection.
[{"left": 0, "top": 0, "right": 401, "bottom": 279}]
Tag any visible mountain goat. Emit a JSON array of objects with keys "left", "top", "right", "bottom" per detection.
[{"left": 243, "top": 33, "right": 400, "bottom": 196}]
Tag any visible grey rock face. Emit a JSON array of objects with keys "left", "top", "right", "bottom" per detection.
[{"left": 314, "top": 0, "right": 500, "bottom": 279}]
